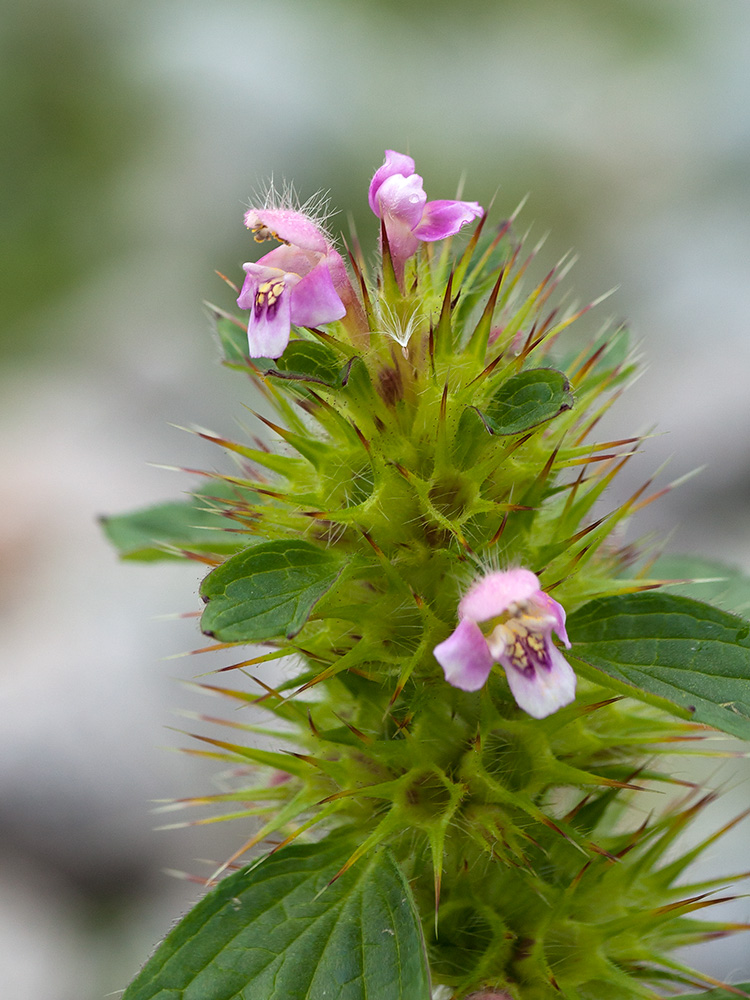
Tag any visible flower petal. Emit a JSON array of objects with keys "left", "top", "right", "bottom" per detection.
[
  {"left": 434, "top": 620, "right": 494, "bottom": 692},
  {"left": 289, "top": 259, "right": 346, "bottom": 328},
  {"left": 243, "top": 207, "right": 328, "bottom": 254},
  {"left": 412, "top": 199, "right": 483, "bottom": 242},
  {"left": 321, "top": 248, "right": 353, "bottom": 298},
  {"left": 368, "top": 150, "right": 416, "bottom": 216},
  {"left": 501, "top": 643, "right": 577, "bottom": 720},
  {"left": 237, "top": 264, "right": 297, "bottom": 359},
  {"left": 533, "top": 592, "right": 571, "bottom": 648},
  {"left": 459, "top": 569, "right": 542, "bottom": 623},
  {"left": 374, "top": 172, "right": 427, "bottom": 231},
  {"left": 257, "top": 243, "right": 319, "bottom": 277},
  {"left": 237, "top": 262, "right": 281, "bottom": 309}
]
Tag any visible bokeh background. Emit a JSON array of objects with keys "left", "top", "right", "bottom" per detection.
[{"left": 2, "top": 0, "right": 750, "bottom": 996}]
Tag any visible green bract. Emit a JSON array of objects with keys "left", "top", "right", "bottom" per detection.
[{"left": 108, "top": 165, "right": 750, "bottom": 999}]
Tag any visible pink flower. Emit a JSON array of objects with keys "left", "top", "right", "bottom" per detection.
[
  {"left": 433, "top": 569, "right": 576, "bottom": 719},
  {"left": 368, "top": 150, "right": 483, "bottom": 278},
  {"left": 237, "top": 206, "right": 348, "bottom": 358}
]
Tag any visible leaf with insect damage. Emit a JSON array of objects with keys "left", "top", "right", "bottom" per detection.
[
  {"left": 200, "top": 539, "right": 344, "bottom": 642},
  {"left": 122, "top": 838, "right": 431, "bottom": 1000},
  {"left": 569, "top": 591, "right": 750, "bottom": 740}
]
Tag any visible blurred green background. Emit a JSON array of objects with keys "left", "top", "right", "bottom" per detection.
[{"left": 2, "top": 1, "right": 750, "bottom": 997}]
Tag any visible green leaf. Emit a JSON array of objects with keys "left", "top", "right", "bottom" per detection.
[
  {"left": 341, "top": 354, "right": 378, "bottom": 404},
  {"left": 651, "top": 554, "right": 750, "bottom": 617},
  {"left": 481, "top": 368, "right": 573, "bottom": 435},
  {"left": 569, "top": 592, "right": 750, "bottom": 740},
  {"left": 215, "top": 314, "right": 249, "bottom": 364},
  {"left": 271, "top": 341, "right": 343, "bottom": 386},
  {"left": 122, "top": 839, "right": 431, "bottom": 1000},
  {"left": 452, "top": 407, "right": 492, "bottom": 468},
  {"left": 100, "top": 481, "right": 250, "bottom": 561},
  {"left": 200, "top": 539, "right": 344, "bottom": 642}
]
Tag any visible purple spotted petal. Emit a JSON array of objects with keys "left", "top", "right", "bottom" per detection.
[
  {"left": 500, "top": 642, "right": 577, "bottom": 720},
  {"left": 237, "top": 262, "right": 280, "bottom": 309},
  {"left": 260, "top": 244, "right": 351, "bottom": 304},
  {"left": 237, "top": 263, "right": 297, "bottom": 359},
  {"left": 434, "top": 620, "right": 493, "bottom": 692},
  {"left": 243, "top": 207, "right": 328, "bottom": 254},
  {"left": 368, "top": 150, "right": 416, "bottom": 215},
  {"left": 289, "top": 259, "right": 346, "bottom": 328},
  {"left": 413, "top": 199, "right": 483, "bottom": 242},
  {"left": 459, "top": 569, "right": 541, "bottom": 623}
]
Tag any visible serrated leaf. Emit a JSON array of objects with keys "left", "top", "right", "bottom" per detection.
[
  {"left": 569, "top": 592, "right": 750, "bottom": 740},
  {"left": 101, "top": 481, "right": 251, "bottom": 561},
  {"left": 200, "top": 539, "right": 344, "bottom": 642},
  {"left": 481, "top": 368, "right": 573, "bottom": 435},
  {"left": 122, "top": 839, "right": 431, "bottom": 1000},
  {"left": 651, "top": 554, "right": 750, "bottom": 617}
]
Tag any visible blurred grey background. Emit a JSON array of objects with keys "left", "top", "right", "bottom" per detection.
[{"left": 2, "top": 0, "right": 750, "bottom": 996}]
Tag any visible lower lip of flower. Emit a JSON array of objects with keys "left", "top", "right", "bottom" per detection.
[
  {"left": 489, "top": 618, "right": 551, "bottom": 675},
  {"left": 254, "top": 279, "right": 286, "bottom": 318}
]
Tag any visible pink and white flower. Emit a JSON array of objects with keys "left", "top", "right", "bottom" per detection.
[
  {"left": 237, "top": 206, "right": 348, "bottom": 359},
  {"left": 433, "top": 568, "right": 576, "bottom": 719},
  {"left": 369, "top": 150, "right": 483, "bottom": 278}
]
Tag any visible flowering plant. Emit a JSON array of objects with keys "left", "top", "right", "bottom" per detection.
[{"left": 104, "top": 150, "right": 750, "bottom": 999}]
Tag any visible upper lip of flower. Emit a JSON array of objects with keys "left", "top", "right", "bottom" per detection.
[
  {"left": 368, "top": 150, "right": 421, "bottom": 218},
  {"left": 459, "top": 568, "right": 549, "bottom": 625},
  {"left": 243, "top": 207, "right": 330, "bottom": 255}
]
